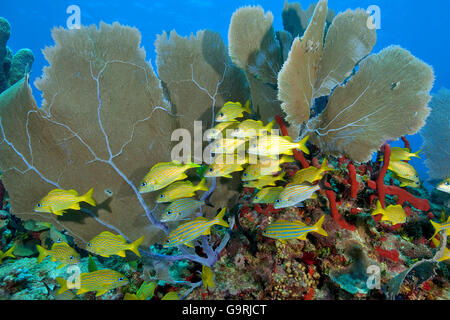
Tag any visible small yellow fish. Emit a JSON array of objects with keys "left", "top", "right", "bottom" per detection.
[
  {"left": 253, "top": 186, "right": 284, "bottom": 204},
  {"left": 157, "top": 178, "right": 208, "bottom": 203},
  {"left": 437, "top": 247, "right": 449, "bottom": 262},
  {"left": 274, "top": 183, "right": 320, "bottom": 209},
  {"left": 396, "top": 176, "right": 421, "bottom": 188},
  {"left": 56, "top": 269, "right": 128, "bottom": 297},
  {"left": 124, "top": 281, "right": 157, "bottom": 300},
  {"left": 139, "top": 161, "right": 201, "bottom": 193},
  {"left": 388, "top": 160, "right": 419, "bottom": 182},
  {"left": 215, "top": 100, "right": 251, "bottom": 122},
  {"left": 86, "top": 232, "right": 144, "bottom": 258},
  {"left": 289, "top": 158, "right": 334, "bottom": 185},
  {"left": 205, "top": 122, "right": 238, "bottom": 140},
  {"left": 35, "top": 188, "right": 96, "bottom": 216},
  {"left": 161, "top": 291, "right": 179, "bottom": 300},
  {"left": 371, "top": 200, "right": 407, "bottom": 225},
  {"left": 204, "top": 158, "right": 246, "bottom": 178},
  {"left": 49, "top": 227, "right": 69, "bottom": 244},
  {"left": 160, "top": 198, "right": 204, "bottom": 222},
  {"left": 230, "top": 119, "right": 275, "bottom": 139},
  {"left": 429, "top": 216, "right": 450, "bottom": 239},
  {"left": 243, "top": 172, "right": 286, "bottom": 189},
  {"left": 243, "top": 155, "right": 294, "bottom": 180},
  {"left": 36, "top": 242, "right": 80, "bottom": 269},
  {"left": 0, "top": 244, "right": 16, "bottom": 264},
  {"left": 263, "top": 215, "right": 328, "bottom": 243},
  {"left": 388, "top": 147, "right": 421, "bottom": 161},
  {"left": 201, "top": 265, "right": 215, "bottom": 290},
  {"left": 437, "top": 178, "right": 450, "bottom": 194},
  {"left": 43, "top": 282, "right": 78, "bottom": 300},
  {"left": 248, "top": 135, "right": 309, "bottom": 157},
  {"left": 164, "top": 208, "right": 229, "bottom": 248},
  {"left": 210, "top": 137, "right": 247, "bottom": 154}
]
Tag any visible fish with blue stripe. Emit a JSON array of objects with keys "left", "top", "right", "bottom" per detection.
[
  {"left": 86, "top": 231, "right": 144, "bottom": 258},
  {"left": 34, "top": 188, "right": 96, "bottom": 216},
  {"left": 138, "top": 161, "right": 201, "bottom": 193},
  {"left": 164, "top": 208, "right": 229, "bottom": 248},
  {"left": 263, "top": 215, "right": 328, "bottom": 243},
  {"left": 157, "top": 178, "right": 208, "bottom": 203},
  {"left": 160, "top": 198, "right": 204, "bottom": 222},
  {"left": 36, "top": 242, "right": 80, "bottom": 269},
  {"left": 274, "top": 183, "right": 320, "bottom": 209}
]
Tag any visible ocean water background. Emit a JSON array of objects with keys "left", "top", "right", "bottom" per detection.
[{"left": 1, "top": 0, "right": 449, "bottom": 189}]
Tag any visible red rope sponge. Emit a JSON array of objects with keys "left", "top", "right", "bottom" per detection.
[
  {"left": 347, "top": 162, "right": 358, "bottom": 199},
  {"left": 325, "top": 182, "right": 356, "bottom": 231},
  {"left": 377, "top": 144, "right": 391, "bottom": 208},
  {"left": 385, "top": 185, "right": 430, "bottom": 211},
  {"left": 274, "top": 115, "right": 310, "bottom": 168}
]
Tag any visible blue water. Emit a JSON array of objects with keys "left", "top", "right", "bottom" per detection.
[{"left": 1, "top": 0, "right": 449, "bottom": 187}]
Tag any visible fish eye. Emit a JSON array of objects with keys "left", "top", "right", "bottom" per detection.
[
  {"left": 119, "top": 277, "right": 124, "bottom": 281},
  {"left": 275, "top": 199, "right": 280, "bottom": 203},
  {"left": 167, "top": 211, "right": 172, "bottom": 215},
  {"left": 69, "top": 256, "right": 74, "bottom": 260},
  {"left": 219, "top": 113, "right": 224, "bottom": 117},
  {"left": 243, "top": 173, "right": 248, "bottom": 177},
  {"left": 446, "top": 182, "right": 450, "bottom": 186},
  {"left": 254, "top": 196, "right": 258, "bottom": 199},
  {"left": 160, "top": 194, "right": 164, "bottom": 198},
  {"left": 209, "top": 168, "right": 214, "bottom": 172},
  {"left": 36, "top": 203, "right": 42, "bottom": 208},
  {"left": 57, "top": 238, "right": 62, "bottom": 243},
  {"left": 141, "top": 182, "right": 146, "bottom": 187},
  {"left": 87, "top": 242, "right": 92, "bottom": 247}
]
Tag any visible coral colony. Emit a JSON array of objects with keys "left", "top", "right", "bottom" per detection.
[{"left": 0, "top": 0, "right": 448, "bottom": 300}]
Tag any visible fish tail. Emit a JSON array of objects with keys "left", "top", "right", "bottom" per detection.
[
  {"left": 129, "top": 236, "right": 145, "bottom": 258},
  {"left": 36, "top": 245, "right": 49, "bottom": 263},
  {"left": 429, "top": 220, "right": 441, "bottom": 240},
  {"left": 56, "top": 277, "right": 69, "bottom": 294},
  {"left": 296, "top": 136, "right": 310, "bottom": 155},
  {"left": 196, "top": 178, "right": 208, "bottom": 192},
  {"left": 321, "top": 158, "right": 334, "bottom": 172},
  {"left": 265, "top": 119, "right": 275, "bottom": 132},
  {"left": 243, "top": 100, "right": 252, "bottom": 114},
  {"left": 4, "top": 244, "right": 15, "bottom": 259},
  {"left": 80, "top": 188, "right": 96, "bottom": 207},
  {"left": 278, "top": 171, "right": 286, "bottom": 181},
  {"left": 313, "top": 215, "right": 328, "bottom": 237},
  {"left": 372, "top": 200, "right": 384, "bottom": 216},
  {"left": 413, "top": 149, "right": 421, "bottom": 158},
  {"left": 214, "top": 207, "right": 229, "bottom": 228}
]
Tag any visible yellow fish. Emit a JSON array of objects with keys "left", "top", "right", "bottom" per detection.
[
  {"left": 49, "top": 227, "right": 69, "bottom": 244},
  {"left": 437, "top": 178, "right": 450, "bottom": 194},
  {"left": 205, "top": 122, "right": 238, "bottom": 140},
  {"left": 243, "top": 155, "right": 294, "bottom": 180},
  {"left": 56, "top": 269, "right": 128, "bottom": 297},
  {"left": 429, "top": 216, "right": 450, "bottom": 239},
  {"left": 201, "top": 265, "right": 215, "bottom": 290},
  {"left": 371, "top": 200, "right": 407, "bottom": 225},
  {"left": 124, "top": 281, "right": 157, "bottom": 300},
  {"left": 160, "top": 198, "right": 204, "bottom": 222},
  {"left": 388, "top": 160, "right": 419, "bottom": 182},
  {"left": 230, "top": 119, "right": 275, "bottom": 139},
  {"left": 253, "top": 186, "right": 284, "bottom": 204},
  {"left": 34, "top": 188, "right": 96, "bottom": 216},
  {"left": 36, "top": 242, "right": 80, "bottom": 269},
  {"left": 157, "top": 178, "right": 208, "bottom": 203},
  {"left": 248, "top": 135, "right": 309, "bottom": 157},
  {"left": 210, "top": 137, "right": 247, "bottom": 154},
  {"left": 86, "top": 232, "right": 144, "bottom": 258},
  {"left": 263, "top": 215, "right": 328, "bottom": 243},
  {"left": 215, "top": 100, "right": 251, "bottom": 122},
  {"left": 0, "top": 243, "right": 15, "bottom": 264},
  {"left": 243, "top": 172, "right": 286, "bottom": 189},
  {"left": 164, "top": 208, "right": 229, "bottom": 248},
  {"left": 289, "top": 158, "right": 334, "bottom": 185},
  {"left": 204, "top": 156, "right": 246, "bottom": 178},
  {"left": 139, "top": 161, "right": 201, "bottom": 193},
  {"left": 161, "top": 291, "right": 179, "bottom": 300},
  {"left": 274, "top": 183, "right": 320, "bottom": 209},
  {"left": 396, "top": 176, "right": 421, "bottom": 188},
  {"left": 389, "top": 147, "right": 421, "bottom": 161}
]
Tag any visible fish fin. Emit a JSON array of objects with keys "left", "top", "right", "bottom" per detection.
[
  {"left": 296, "top": 136, "right": 310, "bottom": 154},
  {"left": 372, "top": 200, "right": 384, "bottom": 216},
  {"left": 201, "top": 228, "right": 211, "bottom": 236},
  {"left": 129, "top": 236, "right": 144, "bottom": 258},
  {"left": 117, "top": 251, "right": 126, "bottom": 258},
  {"left": 56, "top": 277, "right": 69, "bottom": 294},
  {"left": 36, "top": 245, "right": 49, "bottom": 263},
  {"left": 184, "top": 242, "right": 195, "bottom": 248},
  {"left": 70, "top": 202, "right": 81, "bottom": 210},
  {"left": 243, "top": 100, "right": 252, "bottom": 114},
  {"left": 196, "top": 178, "right": 208, "bottom": 191},
  {"left": 214, "top": 207, "right": 229, "bottom": 228},
  {"left": 313, "top": 215, "right": 328, "bottom": 237},
  {"left": 53, "top": 210, "right": 65, "bottom": 216},
  {"left": 76, "top": 288, "right": 89, "bottom": 295},
  {"left": 311, "top": 193, "right": 318, "bottom": 199},
  {"left": 56, "top": 263, "right": 65, "bottom": 269},
  {"left": 124, "top": 293, "right": 139, "bottom": 300},
  {"left": 293, "top": 220, "right": 307, "bottom": 226},
  {"left": 278, "top": 239, "right": 287, "bottom": 244},
  {"left": 95, "top": 290, "right": 108, "bottom": 297},
  {"left": 297, "top": 234, "right": 308, "bottom": 240},
  {"left": 284, "top": 149, "right": 294, "bottom": 155},
  {"left": 223, "top": 174, "right": 233, "bottom": 178},
  {"left": 265, "top": 119, "right": 275, "bottom": 132},
  {"left": 48, "top": 189, "right": 68, "bottom": 194},
  {"left": 66, "top": 189, "right": 79, "bottom": 196},
  {"left": 80, "top": 188, "right": 96, "bottom": 206}
]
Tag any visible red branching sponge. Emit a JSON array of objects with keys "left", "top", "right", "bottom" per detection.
[
  {"left": 375, "top": 247, "right": 399, "bottom": 262},
  {"left": 274, "top": 115, "right": 309, "bottom": 168},
  {"left": 325, "top": 182, "right": 356, "bottom": 231},
  {"left": 347, "top": 162, "right": 358, "bottom": 199},
  {"left": 377, "top": 144, "right": 391, "bottom": 208},
  {"left": 401, "top": 136, "right": 411, "bottom": 151},
  {"left": 367, "top": 179, "right": 377, "bottom": 190},
  {"left": 385, "top": 185, "right": 430, "bottom": 211}
]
